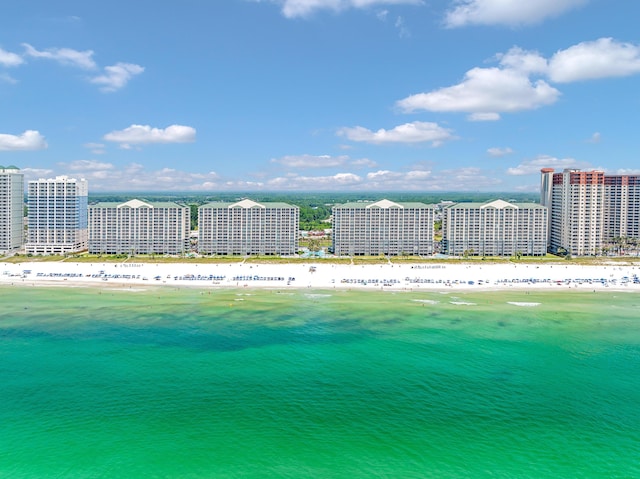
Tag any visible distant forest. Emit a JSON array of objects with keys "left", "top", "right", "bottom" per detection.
[{"left": 89, "top": 192, "right": 540, "bottom": 231}]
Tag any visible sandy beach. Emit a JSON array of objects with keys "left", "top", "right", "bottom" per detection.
[{"left": 2, "top": 260, "right": 640, "bottom": 292}]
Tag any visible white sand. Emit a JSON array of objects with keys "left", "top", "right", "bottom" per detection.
[{"left": 2, "top": 260, "right": 640, "bottom": 292}]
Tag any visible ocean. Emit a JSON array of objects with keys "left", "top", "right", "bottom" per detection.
[{"left": 1, "top": 286, "right": 639, "bottom": 478}]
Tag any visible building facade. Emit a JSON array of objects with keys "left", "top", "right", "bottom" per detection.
[
  {"left": 0, "top": 166, "right": 24, "bottom": 253},
  {"left": 441, "top": 200, "right": 547, "bottom": 257},
  {"left": 89, "top": 199, "right": 190, "bottom": 255},
  {"left": 604, "top": 174, "right": 640, "bottom": 243},
  {"left": 26, "top": 176, "right": 88, "bottom": 255},
  {"left": 198, "top": 199, "right": 298, "bottom": 255},
  {"left": 541, "top": 168, "right": 640, "bottom": 256},
  {"left": 332, "top": 199, "right": 434, "bottom": 256}
]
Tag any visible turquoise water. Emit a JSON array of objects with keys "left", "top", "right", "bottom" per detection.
[{"left": 1, "top": 286, "right": 639, "bottom": 478}]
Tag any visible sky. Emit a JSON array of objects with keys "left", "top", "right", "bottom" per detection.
[{"left": 1, "top": 0, "right": 639, "bottom": 192}]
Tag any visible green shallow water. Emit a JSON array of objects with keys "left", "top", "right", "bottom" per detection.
[{"left": 1, "top": 286, "right": 639, "bottom": 478}]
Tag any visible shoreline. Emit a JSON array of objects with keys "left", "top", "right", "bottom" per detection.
[{"left": 2, "top": 260, "right": 640, "bottom": 292}]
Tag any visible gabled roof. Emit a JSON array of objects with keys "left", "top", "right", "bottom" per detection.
[
  {"left": 366, "top": 199, "right": 403, "bottom": 209},
  {"left": 230, "top": 199, "right": 265, "bottom": 209},
  {"left": 480, "top": 199, "right": 517, "bottom": 209},
  {"left": 119, "top": 199, "right": 153, "bottom": 209},
  {"left": 335, "top": 199, "right": 433, "bottom": 209}
]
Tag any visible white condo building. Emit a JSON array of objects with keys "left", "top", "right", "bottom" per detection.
[
  {"left": 89, "top": 199, "right": 190, "bottom": 255},
  {"left": 0, "top": 166, "right": 24, "bottom": 253},
  {"left": 442, "top": 200, "right": 547, "bottom": 257},
  {"left": 198, "top": 199, "right": 299, "bottom": 255},
  {"left": 332, "top": 199, "right": 435, "bottom": 256},
  {"left": 26, "top": 176, "right": 88, "bottom": 255}
]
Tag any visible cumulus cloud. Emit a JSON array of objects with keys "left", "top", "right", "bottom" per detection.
[
  {"left": 506, "top": 155, "right": 592, "bottom": 175},
  {"left": 338, "top": 121, "right": 454, "bottom": 146},
  {"left": 445, "top": 0, "right": 587, "bottom": 27},
  {"left": 0, "top": 130, "right": 48, "bottom": 151},
  {"left": 103, "top": 124, "right": 196, "bottom": 145},
  {"left": 396, "top": 38, "right": 640, "bottom": 120},
  {"left": 548, "top": 38, "right": 640, "bottom": 82},
  {"left": 270, "top": 0, "right": 423, "bottom": 18},
  {"left": 22, "top": 43, "right": 96, "bottom": 69},
  {"left": 0, "top": 47, "right": 23, "bottom": 67},
  {"left": 397, "top": 67, "right": 559, "bottom": 119},
  {"left": 90, "top": 62, "right": 144, "bottom": 92},
  {"left": 487, "top": 147, "right": 514, "bottom": 157}
]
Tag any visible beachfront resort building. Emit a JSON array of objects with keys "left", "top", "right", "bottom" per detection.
[
  {"left": 441, "top": 200, "right": 548, "bottom": 257},
  {"left": 332, "top": 199, "right": 435, "bottom": 256},
  {"left": 540, "top": 168, "right": 640, "bottom": 255},
  {"left": 88, "top": 199, "right": 190, "bottom": 255},
  {"left": 0, "top": 166, "right": 24, "bottom": 253},
  {"left": 198, "top": 199, "right": 299, "bottom": 255},
  {"left": 26, "top": 176, "right": 88, "bottom": 255}
]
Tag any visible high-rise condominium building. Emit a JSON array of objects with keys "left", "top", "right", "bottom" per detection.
[
  {"left": 541, "top": 168, "right": 640, "bottom": 256},
  {"left": 26, "top": 176, "right": 88, "bottom": 255},
  {"left": 0, "top": 166, "right": 24, "bottom": 253},
  {"left": 604, "top": 174, "right": 640, "bottom": 242},
  {"left": 332, "top": 199, "right": 434, "bottom": 256},
  {"left": 441, "top": 200, "right": 548, "bottom": 257},
  {"left": 198, "top": 199, "right": 299, "bottom": 255},
  {"left": 88, "top": 199, "right": 190, "bottom": 255}
]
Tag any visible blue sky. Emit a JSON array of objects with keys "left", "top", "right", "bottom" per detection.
[{"left": 1, "top": 0, "right": 638, "bottom": 192}]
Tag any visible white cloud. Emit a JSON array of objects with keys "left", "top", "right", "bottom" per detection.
[
  {"left": 20, "top": 167, "right": 54, "bottom": 180},
  {"left": 90, "top": 63, "right": 144, "bottom": 92},
  {"left": 395, "top": 16, "right": 410, "bottom": 38},
  {"left": 609, "top": 168, "right": 640, "bottom": 175},
  {"left": 267, "top": 172, "right": 363, "bottom": 189},
  {"left": 397, "top": 38, "right": 640, "bottom": 120},
  {"left": 51, "top": 162, "right": 221, "bottom": 191},
  {"left": 338, "top": 121, "right": 454, "bottom": 146},
  {"left": 271, "top": 154, "right": 349, "bottom": 168},
  {"left": 496, "top": 47, "right": 547, "bottom": 75},
  {"left": 586, "top": 132, "right": 601, "bottom": 144},
  {"left": 274, "top": 0, "right": 423, "bottom": 18},
  {"left": 22, "top": 43, "right": 96, "bottom": 69},
  {"left": 548, "top": 38, "right": 640, "bottom": 83},
  {"left": 0, "top": 73, "right": 18, "bottom": 84},
  {"left": 103, "top": 124, "right": 196, "bottom": 145},
  {"left": 468, "top": 112, "right": 500, "bottom": 121},
  {"left": 506, "top": 155, "right": 592, "bottom": 175},
  {"left": 84, "top": 142, "right": 107, "bottom": 154},
  {"left": 438, "top": 167, "right": 502, "bottom": 189},
  {"left": 487, "top": 147, "right": 514, "bottom": 157},
  {"left": 61, "top": 160, "right": 114, "bottom": 171},
  {"left": 350, "top": 158, "right": 378, "bottom": 168},
  {"left": 397, "top": 67, "right": 559, "bottom": 117},
  {"left": 0, "top": 47, "right": 23, "bottom": 67},
  {"left": 271, "top": 154, "right": 377, "bottom": 169},
  {"left": 445, "top": 0, "right": 587, "bottom": 27},
  {"left": 0, "top": 130, "right": 48, "bottom": 151}
]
